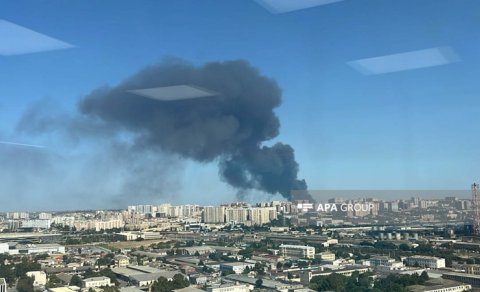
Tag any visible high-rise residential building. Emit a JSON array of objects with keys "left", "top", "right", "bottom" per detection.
[
  {"left": 203, "top": 206, "right": 225, "bottom": 223},
  {"left": 127, "top": 205, "right": 154, "bottom": 215},
  {"left": 38, "top": 213, "right": 52, "bottom": 220},
  {"left": 181, "top": 204, "right": 199, "bottom": 218},
  {"left": 249, "top": 207, "right": 276, "bottom": 225},
  {"left": 225, "top": 207, "right": 249, "bottom": 224},
  {"left": 52, "top": 216, "right": 75, "bottom": 227},
  {"left": 6, "top": 212, "right": 29, "bottom": 220},
  {"left": 157, "top": 204, "right": 171, "bottom": 215},
  {"left": 389, "top": 201, "right": 399, "bottom": 212},
  {"left": 168, "top": 205, "right": 182, "bottom": 217}
]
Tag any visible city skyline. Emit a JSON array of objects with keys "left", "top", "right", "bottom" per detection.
[{"left": 1, "top": 1, "right": 480, "bottom": 211}]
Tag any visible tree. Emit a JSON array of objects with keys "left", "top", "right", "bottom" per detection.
[
  {"left": 172, "top": 274, "right": 189, "bottom": 289},
  {"left": 254, "top": 262, "right": 265, "bottom": 275},
  {"left": 34, "top": 254, "right": 49, "bottom": 261},
  {"left": 255, "top": 278, "right": 263, "bottom": 288},
  {"left": 151, "top": 277, "right": 170, "bottom": 292},
  {"left": 46, "top": 275, "right": 63, "bottom": 288},
  {"left": 202, "top": 266, "right": 214, "bottom": 273},
  {"left": 420, "top": 271, "right": 429, "bottom": 282},
  {"left": 17, "top": 276, "right": 34, "bottom": 292},
  {"left": 70, "top": 275, "right": 83, "bottom": 287},
  {"left": 374, "top": 241, "right": 396, "bottom": 250},
  {"left": 0, "top": 264, "right": 15, "bottom": 286},
  {"left": 151, "top": 275, "right": 189, "bottom": 292},
  {"left": 103, "top": 286, "right": 120, "bottom": 292},
  {"left": 14, "top": 260, "right": 41, "bottom": 278},
  {"left": 399, "top": 243, "right": 410, "bottom": 251}
]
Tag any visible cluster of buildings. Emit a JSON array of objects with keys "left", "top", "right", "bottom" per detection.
[
  {"left": 0, "top": 195, "right": 479, "bottom": 292},
  {"left": 203, "top": 204, "right": 277, "bottom": 225}
]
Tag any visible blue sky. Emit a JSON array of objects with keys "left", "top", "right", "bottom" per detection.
[{"left": 1, "top": 0, "right": 479, "bottom": 210}]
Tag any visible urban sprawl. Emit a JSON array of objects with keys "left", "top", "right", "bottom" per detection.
[{"left": 3, "top": 193, "right": 480, "bottom": 292}]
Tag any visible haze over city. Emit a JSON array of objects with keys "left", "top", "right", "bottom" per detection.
[{"left": 1, "top": 0, "right": 480, "bottom": 211}]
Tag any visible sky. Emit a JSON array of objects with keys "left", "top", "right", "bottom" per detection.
[{"left": 1, "top": 0, "right": 480, "bottom": 211}]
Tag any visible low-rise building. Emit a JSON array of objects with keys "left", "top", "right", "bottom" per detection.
[
  {"left": 0, "top": 244, "right": 9, "bottom": 254},
  {"left": 406, "top": 256, "right": 445, "bottom": 269},
  {"left": 82, "top": 276, "right": 112, "bottom": 288},
  {"left": 300, "top": 266, "right": 371, "bottom": 285},
  {"left": 279, "top": 244, "right": 315, "bottom": 259},
  {"left": 26, "top": 271, "right": 47, "bottom": 286},
  {"left": 220, "top": 262, "right": 256, "bottom": 274},
  {"left": 8, "top": 244, "right": 65, "bottom": 255},
  {"left": 317, "top": 252, "right": 335, "bottom": 261},
  {"left": 466, "top": 264, "right": 480, "bottom": 275},
  {"left": 442, "top": 272, "right": 480, "bottom": 287},
  {"left": 112, "top": 265, "right": 186, "bottom": 287},
  {"left": 114, "top": 255, "right": 129, "bottom": 267},
  {"left": 178, "top": 246, "right": 215, "bottom": 256},
  {"left": 207, "top": 283, "right": 249, "bottom": 292},
  {"left": 0, "top": 278, "right": 7, "bottom": 292},
  {"left": 368, "top": 256, "right": 395, "bottom": 267},
  {"left": 409, "top": 278, "right": 471, "bottom": 292}
]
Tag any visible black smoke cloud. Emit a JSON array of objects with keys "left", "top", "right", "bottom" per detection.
[{"left": 20, "top": 58, "right": 307, "bottom": 201}]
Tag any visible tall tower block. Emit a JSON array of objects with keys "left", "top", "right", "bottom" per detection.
[{"left": 472, "top": 183, "right": 480, "bottom": 235}]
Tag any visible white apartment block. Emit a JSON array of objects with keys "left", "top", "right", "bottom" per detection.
[
  {"left": 280, "top": 244, "right": 315, "bottom": 259},
  {"left": 220, "top": 262, "right": 256, "bottom": 274},
  {"left": 6, "top": 212, "right": 29, "bottom": 220},
  {"left": 38, "top": 213, "right": 52, "bottom": 220},
  {"left": 52, "top": 216, "right": 75, "bottom": 227},
  {"left": 207, "top": 284, "right": 249, "bottom": 292},
  {"left": 406, "top": 256, "right": 445, "bottom": 269},
  {"left": 203, "top": 206, "right": 225, "bottom": 223},
  {"left": 157, "top": 204, "right": 171, "bottom": 215},
  {"left": 73, "top": 219, "right": 123, "bottom": 231},
  {"left": 82, "top": 276, "right": 112, "bottom": 288},
  {"left": 94, "top": 219, "right": 123, "bottom": 231},
  {"left": 249, "top": 207, "right": 276, "bottom": 225},
  {"left": 225, "top": 208, "right": 249, "bottom": 224},
  {"left": 203, "top": 206, "right": 277, "bottom": 225},
  {"left": 21, "top": 219, "right": 51, "bottom": 229},
  {"left": 368, "top": 256, "right": 396, "bottom": 266}
]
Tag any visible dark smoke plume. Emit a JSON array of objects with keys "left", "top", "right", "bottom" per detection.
[{"left": 22, "top": 58, "right": 308, "bottom": 200}]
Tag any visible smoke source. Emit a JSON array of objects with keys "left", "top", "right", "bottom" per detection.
[{"left": 22, "top": 58, "right": 308, "bottom": 201}]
